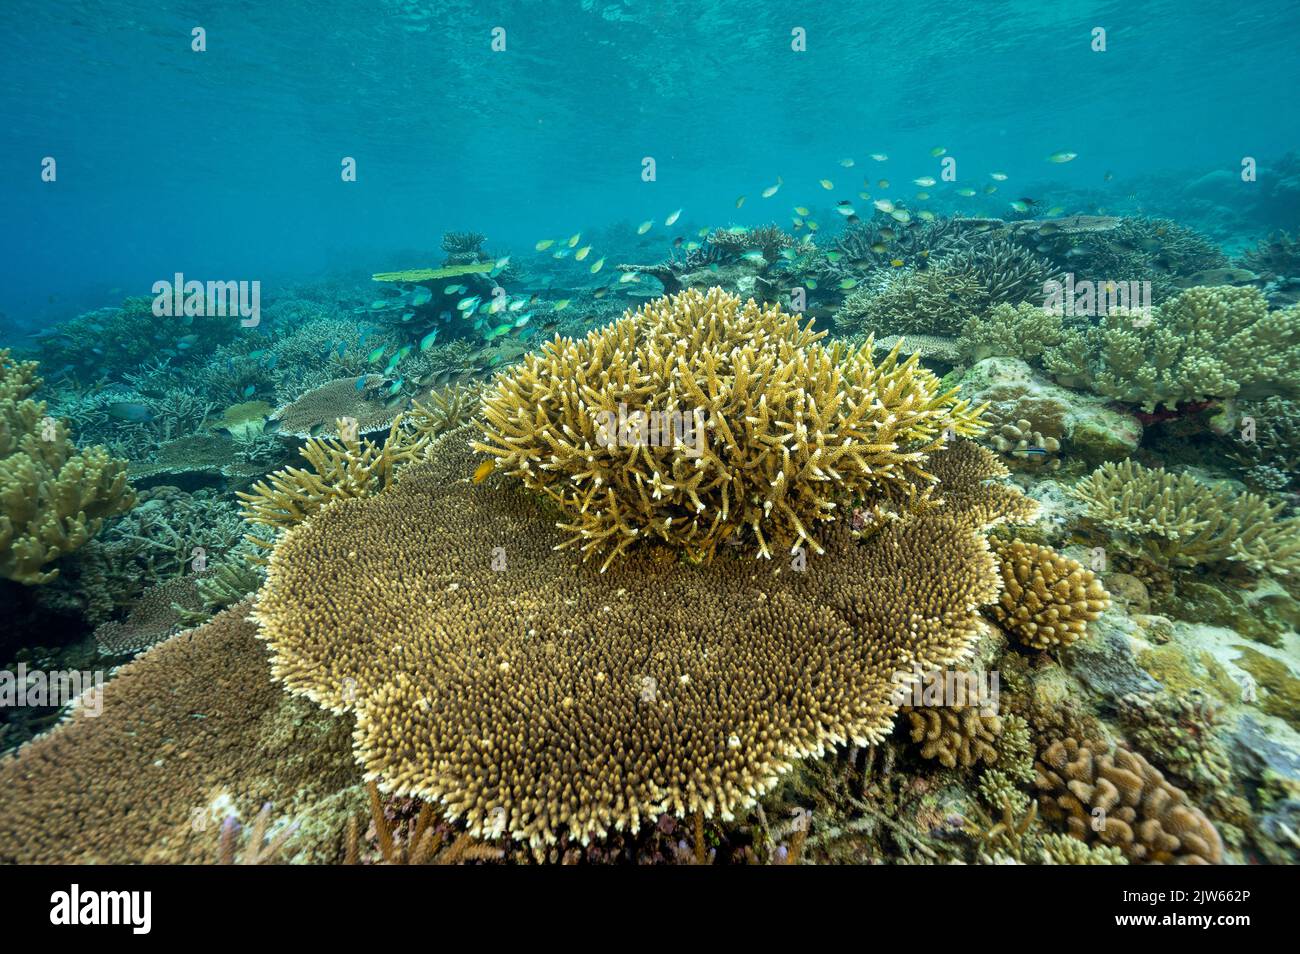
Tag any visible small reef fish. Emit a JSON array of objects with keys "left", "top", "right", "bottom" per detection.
[
  {"left": 410, "top": 286, "right": 433, "bottom": 307},
  {"left": 242, "top": 385, "right": 256, "bottom": 398},
  {"left": 931, "top": 147, "right": 947, "bottom": 157},
  {"left": 554, "top": 299, "right": 572, "bottom": 311},
  {"left": 890, "top": 258, "right": 905, "bottom": 267},
  {"left": 839, "top": 158, "right": 855, "bottom": 167},
  {"left": 835, "top": 203, "right": 855, "bottom": 216},
  {"left": 735, "top": 195, "right": 746, "bottom": 208},
  {"left": 913, "top": 177, "right": 936, "bottom": 187},
  {"left": 889, "top": 209, "right": 911, "bottom": 223},
  {"left": 915, "top": 191, "right": 930, "bottom": 200},
  {"left": 473, "top": 460, "right": 495, "bottom": 483},
  {"left": 106, "top": 402, "right": 154, "bottom": 423},
  {"left": 955, "top": 187, "right": 976, "bottom": 197},
  {"left": 869, "top": 153, "right": 888, "bottom": 161},
  {"left": 590, "top": 257, "right": 606, "bottom": 273},
  {"left": 990, "top": 172, "right": 1008, "bottom": 180},
  {"left": 419, "top": 329, "right": 439, "bottom": 351},
  {"left": 456, "top": 295, "right": 481, "bottom": 312},
  {"left": 443, "top": 284, "right": 466, "bottom": 295},
  {"left": 367, "top": 346, "right": 386, "bottom": 363},
  {"left": 576, "top": 246, "right": 592, "bottom": 261},
  {"left": 877, "top": 179, "right": 889, "bottom": 189},
  {"left": 1047, "top": 151, "right": 1078, "bottom": 163},
  {"left": 742, "top": 251, "right": 767, "bottom": 264},
  {"left": 664, "top": 209, "right": 682, "bottom": 226},
  {"left": 873, "top": 199, "right": 895, "bottom": 212},
  {"left": 819, "top": 179, "right": 834, "bottom": 190},
  {"left": 637, "top": 220, "right": 653, "bottom": 234},
  {"left": 762, "top": 179, "right": 781, "bottom": 198},
  {"left": 794, "top": 206, "right": 810, "bottom": 216},
  {"left": 568, "top": 233, "right": 581, "bottom": 247},
  {"left": 1009, "top": 200, "right": 1031, "bottom": 213},
  {"left": 534, "top": 239, "right": 554, "bottom": 251},
  {"left": 839, "top": 278, "right": 857, "bottom": 289}
]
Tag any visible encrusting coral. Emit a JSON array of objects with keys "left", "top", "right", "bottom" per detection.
[
  {"left": 988, "top": 538, "right": 1110, "bottom": 650},
  {"left": 475, "top": 287, "right": 985, "bottom": 568},
  {"left": 0, "top": 349, "right": 136, "bottom": 584},
  {"left": 1033, "top": 737, "right": 1223, "bottom": 864},
  {"left": 253, "top": 417, "right": 1033, "bottom": 854},
  {"left": 1070, "top": 459, "right": 1300, "bottom": 576}
]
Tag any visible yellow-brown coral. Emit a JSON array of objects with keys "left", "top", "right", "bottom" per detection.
[
  {"left": 270, "top": 376, "right": 399, "bottom": 439},
  {"left": 0, "top": 349, "right": 136, "bottom": 584},
  {"left": 1034, "top": 737, "right": 1223, "bottom": 864},
  {"left": 475, "top": 287, "right": 985, "bottom": 568},
  {"left": 253, "top": 426, "right": 1022, "bottom": 853},
  {"left": 906, "top": 703, "right": 1002, "bottom": 769},
  {"left": 989, "top": 538, "right": 1110, "bottom": 650}
]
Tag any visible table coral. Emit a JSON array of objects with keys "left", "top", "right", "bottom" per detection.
[
  {"left": 253, "top": 424, "right": 1031, "bottom": 853},
  {"left": 0, "top": 349, "right": 136, "bottom": 584}
]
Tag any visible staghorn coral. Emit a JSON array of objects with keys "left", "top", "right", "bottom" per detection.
[
  {"left": 1241, "top": 230, "right": 1300, "bottom": 279},
  {"left": 1042, "top": 285, "right": 1300, "bottom": 411},
  {"left": 958, "top": 301, "right": 1067, "bottom": 364},
  {"left": 252, "top": 424, "right": 1027, "bottom": 853},
  {"left": 1070, "top": 459, "right": 1300, "bottom": 576},
  {"left": 0, "top": 603, "right": 361, "bottom": 863},
  {"left": 905, "top": 703, "right": 1002, "bottom": 769},
  {"left": 1034, "top": 737, "right": 1223, "bottom": 864},
  {"left": 988, "top": 538, "right": 1110, "bottom": 650},
  {"left": 0, "top": 350, "right": 136, "bottom": 584},
  {"left": 936, "top": 237, "right": 1058, "bottom": 305},
  {"left": 834, "top": 267, "right": 986, "bottom": 338},
  {"left": 476, "top": 287, "right": 985, "bottom": 567}
]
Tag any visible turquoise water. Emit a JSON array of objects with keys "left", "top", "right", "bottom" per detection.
[{"left": 2, "top": 0, "right": 1296, "bottom": 326}]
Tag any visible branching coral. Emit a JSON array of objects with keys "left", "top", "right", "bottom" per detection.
[
  {"left": 253, "top": 424, "right": 1027, "bottom": 853},
  {"left": 0, "top": 350, "right": 136, "bottom": 584},
  {"left": 1070, "top": 459, "right": 1300, "bottom": 576},
  {"left": 1042, "top": 285, "right": 1300, "bottom": 411},
  {"left": 988, "top": 538, "right": 1110, "bottom": 650},
  {"left": 1241, "top": 230, "right": 1300, "bottom": 279},
  {"left": 707, "top": 224, "right": 794, "bottom": 263},
  {"left": 270, "top": 375, "right": 401, "bottom": 439},
  {"left": 834, "top": 267, "right": 986, "bottom": 338},
  {"left": 936, "top": 237, "right": 1058, "bottom": 305},
  {"left": 1034, "top": 737, "right": 1223, "bottom": 864},
  {"left": 958, "top": 302, "right": 1067, "bottom": 364},
  {"left": 476, "top": 287, "right": 985, "bottom": 567}
]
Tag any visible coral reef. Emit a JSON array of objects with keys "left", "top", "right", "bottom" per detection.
[
  {"left": 708, "top": 224, "right": 794, "bottom": 263},
  {"left": 1034, "top": 737, "right": 1223, "bottom": 864},
  {"left": 905, "top": 703, "right": 1002, "bottom": 769},
  {"left": 1070, "top": 459, "right": 1300, "bottom": 576},
  {"left": 988, "top": 538, "right": 1110, "bottom": 650},
  {"left": 936, "top": 238, "right": 1058, "bottom": 305},
  {"left": 252, "top": 421, "right": 1028, "bottom": 853},
  {"left": 476, "top": 287, "right": 984, "bottom": 566},
  {"left": 93, "top": 573, "right": 206, "bottom": 654},
  {"left": 270, "top": 375, "right": 400, "bottom": 439},
  {"left": 1041, "top": 285, "right": 1300, "bottom": 411},
  {"left": 1, "top": 350, "right": 136, "bottom": 584},
  {"left": 958, "top": 301, "right": 1066, "bottom": 365}
]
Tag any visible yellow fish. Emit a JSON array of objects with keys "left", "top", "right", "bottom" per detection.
[
  {"left": 915, "top": 191, "right": 930, "bottom": 200},
  {"left": 576, "top": 245, "right": 591, "bottom": 261},
  {"left": 664, "top": 208, "right": 682, "bottom": 226},
  {"left": 473, "top": 460, "right": 495, "bottom": 483},
  {"left": 567, "top": 233, "right": 581, "bottom": 247},
  {"left": 554, "top": 298, "right": 571, "bottom": 311},
  {"left": 534, "top": 239, "right": 554, "bottom": 251},
  {"left": 877, "top": 179, "right": 890, "bottom": 189},
  {"left": 590, "top": 257, "right": 605, "bottom": 274},
  {"left": 762, "top": 178, "right": 782, "bottom": 198},
  {"left": 794, "top": 206, "right": 810, "bottom": 216},
  {"left": 819, "top": 179, "right": 834, "bottom": 190},
  {"left": 890, "top": 258, "right": 904, "bottom": 267},
  {"left": 637, "top": 220, "right": 653, "bottom": 234}
]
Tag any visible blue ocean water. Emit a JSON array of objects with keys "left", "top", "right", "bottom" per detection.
[{"left": 1, "top": 0, "right": 1296, "bottom": 328}]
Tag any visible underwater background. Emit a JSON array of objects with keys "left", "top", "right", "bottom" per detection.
[{"left": 1, "top": 0, "right": 1300, "bottom": 865}]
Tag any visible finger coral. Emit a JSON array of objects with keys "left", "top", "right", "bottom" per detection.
[
  {"left": 475, "top": 287, "right": 985, "bottom": 568},
  {"left": 1034, "top": 737, "right": 1223, "bottom": 864},
  {"left": 988, "top": 538, "right": 1110, "bottom": 650},
  {"left": 253, "top": 425, "right": 1024, "bottom": 854},
  {"left": 0, "top": 349, "right": 136, "bottom": 584},
  {"left": 905, "top": 703, "right": 1002, "bottom": 769},
  {"left": 1070, "top": 459, "right": 1300, "bottom": 576}
]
